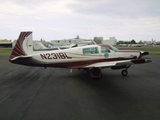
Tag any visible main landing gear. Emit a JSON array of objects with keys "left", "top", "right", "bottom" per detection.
[
  {"left": 85, "top": 65, "right": 131, "bottom": 79},
  {"left": 86, "top": 68, "right": 102, "bottom": 79}
]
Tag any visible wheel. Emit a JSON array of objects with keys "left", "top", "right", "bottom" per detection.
[{"left": 121, "top": 70, "right": 128, "bottom": 76}]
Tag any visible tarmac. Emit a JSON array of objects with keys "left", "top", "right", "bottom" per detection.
[{"left": 0, "top": 55, "right": 160, "bottom": 120}]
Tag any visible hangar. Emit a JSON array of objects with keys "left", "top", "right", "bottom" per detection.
[{"left": 0, "top": 40, "right": 12, "bottom": 48}]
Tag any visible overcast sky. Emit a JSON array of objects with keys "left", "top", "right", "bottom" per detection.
[{"left": 0, "top": 0, "right": 160, "bottom": 41}]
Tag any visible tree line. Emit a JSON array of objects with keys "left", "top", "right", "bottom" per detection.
[{"left": 116, "top": 39, "right": 144, "bottom": 45}]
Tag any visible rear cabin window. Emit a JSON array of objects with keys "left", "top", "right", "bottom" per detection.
[
  {"left": 101, "top": 46, "right": 110, "bottom": 53},
  {"left": 83, "top": 47, "right": 99, "bottom": 54}
]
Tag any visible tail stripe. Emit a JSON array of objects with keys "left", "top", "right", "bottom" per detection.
[{"left": 10, "top": 32, "right": 32, "bottom": 60}]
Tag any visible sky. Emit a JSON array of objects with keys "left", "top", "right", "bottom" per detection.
[{"left": 0, "top": 0, "right": 160, "bottom": 41}]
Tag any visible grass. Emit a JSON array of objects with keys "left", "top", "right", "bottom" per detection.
[
  {"left": 0, "top": 48, "right": 12, "bottom": 56},
  {"left": 0, "top": 46, "right": 160, "bottom": 56}
]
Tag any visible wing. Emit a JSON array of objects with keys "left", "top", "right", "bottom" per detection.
[{"left": 83, "top": 58, "right": 151, "bottom": 68}]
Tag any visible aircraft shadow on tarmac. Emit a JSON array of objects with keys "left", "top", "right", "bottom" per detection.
[{"left": 67, "top": 69, "right": 135, "bottom": 100}]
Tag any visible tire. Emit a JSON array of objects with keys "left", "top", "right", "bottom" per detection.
[{"left": 121, "top": 70, "right": 128, "bottom": 76}]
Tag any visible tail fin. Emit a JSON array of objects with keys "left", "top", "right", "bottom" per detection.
[{"left": 9, "top": 31, "right": 33, "bottom": 60}]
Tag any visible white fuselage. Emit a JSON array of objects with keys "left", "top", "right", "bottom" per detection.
[{"left": 31, "top": 45, "right": 141, "bottom": 64}]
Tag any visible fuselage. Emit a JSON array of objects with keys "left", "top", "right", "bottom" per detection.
[{"left": 10, "top": 44, "right": 142, "bottom": 68}]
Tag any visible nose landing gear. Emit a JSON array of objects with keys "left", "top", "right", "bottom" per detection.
[
  {"left": 121, "top": 65, "right": 131, "bottom": 76},
  {"left": 121, "top": 69, "right": 128, "bottom": 76}
]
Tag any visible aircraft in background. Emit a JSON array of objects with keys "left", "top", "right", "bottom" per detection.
[
  {"left": 33, "top": 41, "right": 48, "bottom": 50},
  {"left": 33, "top": 41, "right": 72, "bottom": 51},
  {"left": 9, "top": 32, "right": 151, "bottom": 79}
]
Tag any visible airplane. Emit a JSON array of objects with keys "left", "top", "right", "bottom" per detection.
[
  {"left": 33, "top": 40, "right": 72, "bottom": 51},
  {"left": 9, "top": 31, "right": 151, "bottom": 79}
]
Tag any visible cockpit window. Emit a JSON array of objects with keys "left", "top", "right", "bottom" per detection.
[
  {"left": 111, "top": 46, "right": 119, "bottom": 52},
  {"left": 83, "top": 47, "right": 99, "bottom": 54},
  {"left": 101, "top": 46, "right": 110, "bottom": 53}
]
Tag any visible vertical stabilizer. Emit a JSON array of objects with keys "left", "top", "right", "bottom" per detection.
[{"left": 10, "top": 32, "right": 33, "bottom": 60}]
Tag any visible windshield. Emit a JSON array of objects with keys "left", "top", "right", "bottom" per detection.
[{"left": 111, "top": 45, "right": 119, "bottom": 52}]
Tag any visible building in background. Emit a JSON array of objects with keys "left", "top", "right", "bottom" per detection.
[
  {"left": 102, "top": 37, "right": 117, "bottom": 45},
  {"left": 50, "top": 35, "right": 93, "bottom": 47},
  {"left": 93, "top": 36, "right": 117, "bottom": 45},
  {"left": 0, "top": 39, "right": 12, "bottom": 47},
  {"left": 3, "top": 36, "right": 159, "bottom": 49},
  {"left": 93, "top": 37, "right": 103, "bottom": 44}
]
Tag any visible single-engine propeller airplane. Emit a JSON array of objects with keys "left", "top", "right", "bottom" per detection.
[{"left": 9, "top": 32, "right": 151, "bottom": 79}]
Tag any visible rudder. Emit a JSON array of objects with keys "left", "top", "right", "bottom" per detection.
[{"left": 9, "top": 31, "right": 33, "bottom": 60}]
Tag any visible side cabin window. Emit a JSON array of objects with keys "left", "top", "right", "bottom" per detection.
[
  {"left": 83, "top": 47, "right": 99, "bottom": 54},
  {"left": 101, "top": 46, "right": 110, "bottom": 53}
]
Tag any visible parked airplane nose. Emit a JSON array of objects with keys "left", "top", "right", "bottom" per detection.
[{"left": 141, "top": 51, "right": 149, "bottom": 57}]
